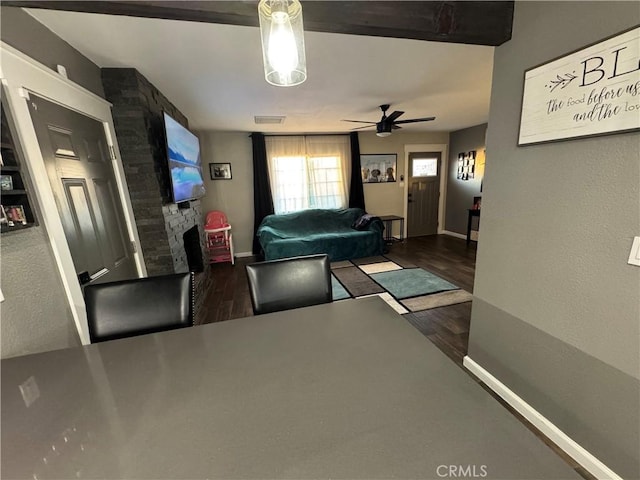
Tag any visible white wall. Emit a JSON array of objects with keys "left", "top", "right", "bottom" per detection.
[{"left": 198, "top": 132, "right": 254, "bottom": 255}]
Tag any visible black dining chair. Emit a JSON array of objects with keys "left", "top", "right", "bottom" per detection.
[
  {"left": 245, "top": 254, "right": 333, "bottom": 315},
  {"left": 85, "top": 272, "right": 194, "bottom": 343}
]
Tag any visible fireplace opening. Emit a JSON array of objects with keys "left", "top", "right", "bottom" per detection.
[{"left": 183, "top": 225, "right": 204, "bottom": 273}]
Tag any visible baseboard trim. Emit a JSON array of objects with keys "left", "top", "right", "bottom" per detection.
[
  {"left": 441, "top": 230, "right": 466, "bottom": 240},
  {"left": 235, "top": 251, "right": 254, "bottom": 258},
  {"left": 462, "top": 356, "right": 621, "bottom": 480}
]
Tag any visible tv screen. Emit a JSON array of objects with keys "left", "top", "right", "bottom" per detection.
[{"left": 163, "top": 112, "right": 206, "bottom": 203}]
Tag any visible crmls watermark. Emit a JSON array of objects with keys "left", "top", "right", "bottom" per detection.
[{"left": 436, "top": 464, "right": 488, "bottom": 478}]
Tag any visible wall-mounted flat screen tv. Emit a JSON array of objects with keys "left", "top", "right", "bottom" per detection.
[{"left": 163, "top": 112, "right": 206, "bottom": 203}]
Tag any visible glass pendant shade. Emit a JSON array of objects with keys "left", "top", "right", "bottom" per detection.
[{"left": 258, "top": 0, "right": 307, "bottom": 87}]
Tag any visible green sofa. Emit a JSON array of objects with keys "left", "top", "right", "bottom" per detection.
[{"left": 257, "top": 208, "right": 385, "bottom": 261}]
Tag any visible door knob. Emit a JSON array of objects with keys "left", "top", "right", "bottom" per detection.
[{"left": 78, "top": 271, "right": 91, "bottom": 285}]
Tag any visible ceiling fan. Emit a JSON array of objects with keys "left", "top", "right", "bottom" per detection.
[{"left": 343, "top": 104, "right": 436, "bottom": 137}]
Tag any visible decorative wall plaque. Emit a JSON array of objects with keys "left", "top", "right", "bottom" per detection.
[{"left": 518, "top": 27, "right": 639, "bottom": 145}]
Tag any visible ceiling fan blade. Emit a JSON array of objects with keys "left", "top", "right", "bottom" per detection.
[
  {"left": 342, "top": 120, "right": 377, "bottom": 124},
  {"left": 392, "top": 124, "right": 402, "bottom": 130},
  {"left": 385, "top": 110, "right": 404, "bottom": 123},
  {"left": 393, "top": 116, "right": 436, "bottom": 125},
  {"left": 351, "top": 125, "right": 375, "bottom": 131}
]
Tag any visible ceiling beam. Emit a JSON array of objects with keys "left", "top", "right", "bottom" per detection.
[{"left": 5, "top": 1, "right": 513, "bottom": 46}]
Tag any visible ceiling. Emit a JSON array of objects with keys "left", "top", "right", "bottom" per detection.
[{"left": 25, "top": 7, "right": 494, "bottom": 134}]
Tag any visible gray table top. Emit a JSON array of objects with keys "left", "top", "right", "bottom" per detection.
[{"left": 2, "top": 296, "right": 579, "bottom": 479}]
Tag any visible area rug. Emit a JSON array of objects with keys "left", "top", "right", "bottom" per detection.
[{"left": 331, "top": 257, "right": 472, "bottom": 314}]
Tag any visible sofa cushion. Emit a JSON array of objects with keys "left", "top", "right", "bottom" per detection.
[{"left": 352, "top": 213, "right": 380, "bottom": 230}]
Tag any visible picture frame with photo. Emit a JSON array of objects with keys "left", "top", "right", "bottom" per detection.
[
  {"left": 0, "top": 174, "right": 13, "bottom": 191},
  {"left": 209, "top": 162, "right": 232, "bottom": 180},
  {"left": 360, "top": 154, "right": 397, "bottom": 183},
  {"left": 0, "top": 205, "right": 8, "bottom": 225},
  {"left": 5, "top": 205, "right": 27, "bottom": 225}
]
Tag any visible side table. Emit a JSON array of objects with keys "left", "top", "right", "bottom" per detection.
[
  {"left": 378, "top": 215, "right": 405, "bottom": 242},
  {"left": 466, "top": 209, "right": 480, "bottom": 245}
]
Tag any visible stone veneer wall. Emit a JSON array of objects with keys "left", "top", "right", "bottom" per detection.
[{"left": 101, "top": 68, "right": 207, "bottom": 276}]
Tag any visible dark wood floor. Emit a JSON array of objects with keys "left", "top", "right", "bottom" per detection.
[
  {"left": 202, "top": 234, "right": 477, "bottom": 324},
  {"left": 201, "top": 234, "right": 594, "bottom": 480}
]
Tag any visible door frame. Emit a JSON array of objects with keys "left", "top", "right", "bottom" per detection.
[
  {"left": 0, "top": 42, "right": 146, "bottom": 344},
  {"left": 403, "top": 143, "right": 448, "bottom": 238}
]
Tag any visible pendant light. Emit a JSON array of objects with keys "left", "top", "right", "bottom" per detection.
[{"left": 258, "top": 0, "right": 307, "bottom": 87}]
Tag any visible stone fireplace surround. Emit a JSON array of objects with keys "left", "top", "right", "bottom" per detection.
[{"left": 102, "top": 68, "right": 211, "bottom": 324}]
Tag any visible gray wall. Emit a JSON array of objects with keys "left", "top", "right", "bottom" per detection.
[
  {"left": 0, "top": 7, "right": 105, "bottom": 98},
  {"left": 467, "top": 2, "right": 640, "bottom": 478},
  {"left": 1, "top": 7, "right": 104, "bottom": 357},
  {"left": 444, "top": 124, "right": 487, "bottom": 235},
  {"left": 1, "top": 227, "right": 81, "bottom": 358}
]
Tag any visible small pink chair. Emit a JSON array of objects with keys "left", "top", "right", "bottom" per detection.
[{"left": 204, "top": 211, "right": 234, "bottom": 265}]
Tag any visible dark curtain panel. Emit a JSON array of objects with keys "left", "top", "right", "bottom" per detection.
[
  {"left": 348, "top": 132, "right": 366, "bottom": 210},
  {"left": 251, "top": 133, "right": 274, "bottom": 255}
]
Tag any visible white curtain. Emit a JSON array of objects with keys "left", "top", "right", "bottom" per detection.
[{"left": 265, "top": 135, "right": 351, "bottom": 214}]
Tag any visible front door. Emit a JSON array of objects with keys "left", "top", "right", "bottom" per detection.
[
  {"left": 407, "top": 152, "right": 440, "bottom": 237},
  {"left": 28, "top": 94, "right": 137, "bottom": 287}
]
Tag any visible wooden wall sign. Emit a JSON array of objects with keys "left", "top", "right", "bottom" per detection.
[{"left": 518, "top": 27, "right": 639, "bottom": 146}]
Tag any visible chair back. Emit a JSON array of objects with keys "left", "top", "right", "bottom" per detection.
[
  {"left": 245, "top": 254, "right": 332, "bottom": 315},
  {"left": 205, "top": 210, "right": 230, "bottom": 230},
  {"left": 85, "top": 272, "right": 194, "bottom": 343}
]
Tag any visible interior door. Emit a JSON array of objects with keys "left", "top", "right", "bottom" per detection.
[
  {"left": 407, "top": 152, "right": 441, "bottom": 237},
  {"left": 28, "top": 94, "right": 137, "bottom": 287}
]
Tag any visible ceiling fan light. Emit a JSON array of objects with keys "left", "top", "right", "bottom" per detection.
[
  {"left": 376, "top": 131, "right": 392, "bottom": 138},
  {"left": 258, "top": 0, "right": 307, "bottom": 87}
]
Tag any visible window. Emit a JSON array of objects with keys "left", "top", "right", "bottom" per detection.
[
  {"left": 270, "top": 155, "right": 307, "bottom": 213},
  {"left": 266, "top": 136, "right": 350, "bottom": 214},
  {"left": 412, "top": 158, "right": 438, "bottom": 177}
]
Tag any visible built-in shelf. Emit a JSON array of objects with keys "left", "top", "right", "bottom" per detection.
[
  {"left": 1, "top": 99, "right": 37, "bottom": 233},
  {"left": 0, "top": 222, "right": 33, "bottom": 234}
]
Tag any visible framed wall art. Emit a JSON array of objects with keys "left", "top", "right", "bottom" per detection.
[
  {"left": 518, "top": 26, "right": 639, "bottom": 145},
  {"left": 457, "top": 151, "right": 476, "bottom": 180},
  {"left": 209, "top": 163, "right": 232, "bottom": 180},
  {"left": 361, "top": 154, "right": 397, "bottom": 183}
]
